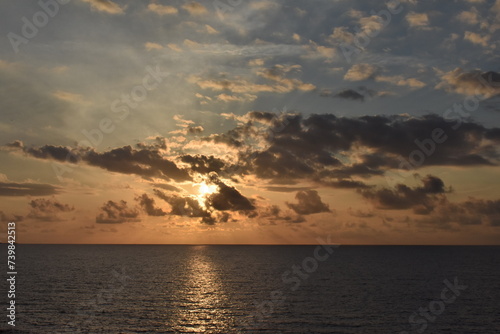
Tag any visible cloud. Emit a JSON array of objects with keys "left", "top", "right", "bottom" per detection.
[
  {"left": 204, "top": 25, "right": 219, "bottom": 34},
  {"left": 154, "top": 190, "right": 208, "bottom": 216},
  {"left": 145, "top": 42, "right": 163, "bottom": 51},
  {"left": 344, "top": 64, "right": 379, "bottom": 81},
  {"left": 286, "top": 190, "right": 331, "bottom": 215},
  {"left": 411, "top": 197, "right": 500, "bottom": 229},
  {"left": 135, "top": 194, "right": 167, "bottom": 216},
  {"left": 182, "top": 2, "right": 207, "bottom": 15},
  {"left": 321, "top": 86, "right": 388, "bottom": 101},
  {"left": 180, "top": 155, "right": 225, "bottom": 174},
  {"left": 52, "top": 90, "right": 85, "bottom": 103},
  {"left": 80, "top": 0, "right": 125, "bottom": 14},
  {"left": 256, "top": 204, "right": 305, "bottom": 223},
  {"left": 464, "top": 31, "right": 490, "bottom": 47},
  {"left": 348, "top": 208, "right": 375, "bottom": 218},
  {"left": 0, "top": 182, "right": 60, "bottom": 196},
  {"left": 359, "top": 175, "right": 449, "bottom": 214},
  {"left": 328, "top": 27, "right": 354, "bottom": 44},
  {"left": 334, "top": 89, "right": 366, "bottom": 101},
  {"left": 12, "top": 143, "right": 85, "bottom": 163},
  {"left": 167, "top": 43, "right": 182, "bottom": 52},
  {"left": 303, "top": 42, "right": 336, "bottom": 60},
  {"left": 96, "top": 200, "right": 140, "bottom": 224},
  {"left": 436, "top": 68, "right": 500, "bottom": 97},
  {"left": 375, "top": 75, "right": 426, "bottom": 88},
  {"left": 147, "top": 3, "right": 178, "bottom": 15},
  {"left": 456, "top": 8, "right": 480, "bottom": 25},
  {"left": 322, "top": 179, "right": 373, "bottom": 189},
  {"left": 205, "top": 173, "right": 256, "bottom": 211},
  {"left": 85, "top": 146, "right": 190, "bottom": 181},
  {"left": 257, "top": 64, "right": 316, "bottom": 91},
  {"left": 7, "top": 113, "right": 500, "bottom": 192},
  {"left": 136, "top": 136, "right": 167, "bottom": 150},
  {"left": 152, "top": 183, "right": 181, "bottom": 192},
  {"left": 248, "top": 59, "right": 265, "bottom": 66},
  {"left": 359, "top": 15, "right": 385, "bottom": 35},
  {"left": 27, "top": 198, "right": 74, "bottom": 222},
  {"left": 153, "top": 173, "right": 255, "bottom": 224},
  {"left": 153, "top": 189, "right": 216, "bottom": 224},
  {"left": 187, "top": 126, "right": 204, "bottom": 134},
  {"left": 0, "top": 211, "right": 23, "bottom": 223},
  {"left": 11, "top": 143, "right": 191, "bottom": 182},
  {"left": 406, "top": 12, "right": 429, "bottom": 28},
  {"left": 249, "top": 1, "right": 278, "bottom": 10},
  {"left": 216, "top": 93, "right": 258, "bottom": 103},
  {"left": 224, "top": 112, "right": 500, "bottom": 186},
  {"left": 192, "top": 65, "right": 315, "bottom": 101}
]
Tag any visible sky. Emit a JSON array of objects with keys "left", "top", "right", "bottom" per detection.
[{"left": 1, "top": 0, "right": 500, "bottom": 244}]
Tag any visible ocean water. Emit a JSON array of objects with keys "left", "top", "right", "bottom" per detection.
[{"left": 1, "top": 245, "right": 499, "bottom": 333}]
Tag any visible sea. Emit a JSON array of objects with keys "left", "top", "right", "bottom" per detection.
[{"left": 1, "top": 245, "right": 499, "bottom": 333}]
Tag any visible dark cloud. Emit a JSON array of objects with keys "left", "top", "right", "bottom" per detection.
[
  {"left": 154, "top": 189, "right": 211, "bottom": 218},
  {"left": 247, "top": 111, "right": 276, "bottom": 123},
  {"left": 0, "top": 211, "right": 23, "bottom": 223},
  {"left": 180, "top": 154, "right": 225, "bottom": 174},
  {"left": 85, "top": 146, "right": 190, "bottom": 181},
  {"left": 135, "top": 194, "right": 167, "bottom": 216},
  {"left": 9, "top": 143, "right": 190, "bottom": 182},
  {"left": 154, "top": 189, "right": 230, "bottom": 225},
  {"left": 334, "top": 89, "right": 365, "bottom": 101},
  {"left": 5, "top": 140, "right": 23, "bottom": 149},
  {"left": 6, "top": 113, "right": 500, "bottom": 190},
  {"left": 359, "top": 175, "right": 449, "bottom": 214},
  {"left": 152, "top": 173, "right": 255, "bottom": 224},
  {"left": 229, "top": 113, "right": 500, "bottom": 185},
  {"left": 286, "top": 190, "right": 331, "bottom": 215},
  {"left": 187, "top": 126, "right": 204, "bottom": 134},
  {"left": 205, "top": 173, "right": 256, "bottom": 211},
  {"left": 27, "top": 198, "right": 74, "bottom": 222},
  {"left": 413, "top": 198, "right": 500, "bottom": 229},
  {"left": 257, "top": 204, "right": 305, "bottom": 223},
  {"left": 23, "top": 144, "right": 84, "bottom": 163},
  {"left": 202, "top": 126, "right": 246, "bottom": 148},
  {"left": 418, "top": 174, "right": 447, "bottom": 193},
  {"left": 96, "top": 200, "right": 140, "bottom": 224},
  {"left": 0, "top": 182, "right": 60, "bottom": 196},
  {"left": 321, "top": 86, "right": 382, "bottom": 102},
  {"left": 136, "top": 136, "right": 167, "bottom": 150},
  {"left": 200, "top": 211, "right": 233, "bottom": 225}
]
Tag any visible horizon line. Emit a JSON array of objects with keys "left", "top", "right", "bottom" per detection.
[{"left": 4, "top": 243, "right": 500, "bottom": 246}]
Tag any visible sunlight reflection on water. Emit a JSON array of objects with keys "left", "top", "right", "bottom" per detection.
[{"left": 171, "top": 246, "right": 234, "bottom": 333}]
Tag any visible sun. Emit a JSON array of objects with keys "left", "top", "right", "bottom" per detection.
[{"left": 198, "top": 182, "right": 217, "bottom": 197}]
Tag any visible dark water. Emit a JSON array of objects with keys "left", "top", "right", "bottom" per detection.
[{"left": 1, "top": 245, "right": 499, "bottom": 333}]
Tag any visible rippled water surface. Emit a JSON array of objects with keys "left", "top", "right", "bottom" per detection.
[{"left": 1, "top": 245, "right": 499, "bottom": 333}]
